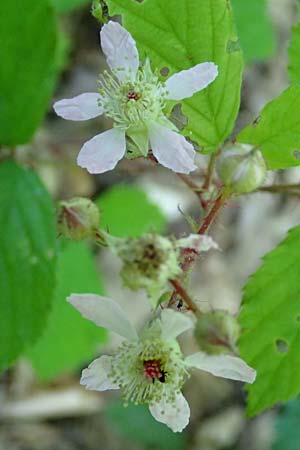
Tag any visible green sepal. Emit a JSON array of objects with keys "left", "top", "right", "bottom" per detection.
[{"left": 126, "top": 125, "right": 149, "bottom": 157}]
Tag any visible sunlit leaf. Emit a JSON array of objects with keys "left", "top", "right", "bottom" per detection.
[
  {"left": 232, "top": 0, "right": 275, "bottom": 63},
  {"left": 239, "top": 227, "right": 300, "bottom": 416},
  {"left": 238, "top": 85, "right": 300, "bottom": 170}
]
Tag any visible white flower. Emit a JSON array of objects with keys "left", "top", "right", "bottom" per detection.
[
  {"left": 54, "top": 21, "right": 218, "bottom": 175},
  {"left": 67, "top": 294, "right": 256, "bottom": 432}
]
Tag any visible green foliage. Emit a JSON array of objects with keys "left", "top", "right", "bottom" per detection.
[
  {"left": 288, "top": 22, "right": 300, "bottom": 85},
  {"left": 105, "top": 401, "right": 186, "bottom": 450},
  {"left": 272, "top": 399, "right": 300, "bottom": 450},
  {"left": 50, "top": 0, "right": 89, "bottom": 13},
  {"left": 28, "top": 241, "right": 107, "bottom": 380},
  {"left": 0, "top": 161, "right": 56, "bottom": 372},
  {"left": 106, "top": 0, "right": 243, "bottom": 154},
  {"left": 238, "top": 85, "right": 300, "bottom": 170},
  {"left": 239, "top": 227, "right": 300, "bottom": 416},
  {"left": 0, "top": 0, "right": 60, "bottom": 146},
  {"left": 97, "top": 184, "right": 166, "bottom": 237},
  {"left": 232, "top": 0, "right": 275, "bottom": 63}
]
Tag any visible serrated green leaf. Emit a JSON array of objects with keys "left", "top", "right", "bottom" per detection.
[
  {"left": 50, "top": 0, "right": 89, "bottom": 13},
  {"left": 0, "top": 160, "right": 57, "bottom": 372},
  {"left": 288, "top": 22, "right": 300, "bottom": 85},
  {"left": 27, "top": 241, "right": 107, "bottom": 380},
  {"left": 239, "top": 226, "right": 300, "bottom": 416},
  {"left": 237, "top": 85, "right": 300, "bottom": 170},
  {"left": 232, "top": 0, "right": 275, "bottom": 63},
  {"left": 105, "top": 401, "right": 186, "bottom": 450},
  {"left": 272, "top": 399, "right": 300, "bottom": 450},
  {"left": 97, "top": 184, "right": 166, "bottom": 237},
  {"left": 0, "top": 0, "right": 60, "bottom": 145},
  {"left": 106, "top": 0, "right": 243, "bottom": 153}
]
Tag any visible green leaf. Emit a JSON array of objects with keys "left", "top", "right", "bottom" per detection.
[
  {"left": 105, "top": 401, "right": 186, "bottom": 450},
  {"left": 106, "top": 0, "right": 243, "bottom": 153},
  {"left": 27, "top": 241, "right": 107, "bottom": 380},
  {"left": 237, "top": 85, "right": 300, "bottom": 170},
  {"left": 0, "top": 160, "right": 56, "bottom": 371},
  {"left": 232, "top": 0, "right": 275, "bottom": 63},
  {"left": 288, "top": 22, "right": 300, "bottom": 85},
  {"left": 97, "top": 184, "right": 166, "bottom": 237},
  {"left": 272, "top": 399, "right": 300, "bottom": 450},
  {"left": 239, "top": 227, "right": 300, "bottom": 416},
  {"left": 0, "top": 0, "right": 60, "bottom": 146},
  {"left": 50, "top": 0, "right": 89, "bottom": 13}
]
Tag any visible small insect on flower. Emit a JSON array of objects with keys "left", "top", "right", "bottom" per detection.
[
  {"left": 67, "top": 294, "right": 256, "bottom": 432},
  {"left": 53, "top": 21, "right": 218, "bottom": 175}
]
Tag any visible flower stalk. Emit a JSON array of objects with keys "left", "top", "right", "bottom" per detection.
[{"left": 169, "top": 279, "right": 199, "bottom": 313}]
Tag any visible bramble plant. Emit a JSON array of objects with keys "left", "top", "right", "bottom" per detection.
[{"left": 2, "top": 0, "right": 300, "bottom": 438}]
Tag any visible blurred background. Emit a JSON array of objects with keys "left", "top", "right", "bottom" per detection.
[{"left": 1, "top": 0, "right": 300, "bottom": 449}]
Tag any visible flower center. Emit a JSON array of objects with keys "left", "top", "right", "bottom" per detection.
[
  {"left": 127, "top": 90, "right": 140, "bottom": 101},
  {"left": 98, "top": 64, "right": 168, "bottom": 128},
  {"left": 108, "top": 336, "right": 188, "bottom": 406},
  {"left": 143, "top": 359, "right": 166, "bottom": 382},
  {"left": 139, "top": 241, "right": 167, "bottom": 275}
]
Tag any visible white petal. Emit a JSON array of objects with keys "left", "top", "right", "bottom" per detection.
[
  {"left": 80, "top": 355, "right": 119, "bottom": 391},
  {"left": 177, "top": 234, "right": 219, "bottom": 252},
  {"left": 149, "top": 392, "right": 190, "bottom": 432},
  {"left": 53, "top": 93, "right": 103, "bottom": 121},
  {"left": 160, "top": 309, "right": 194, "bottom": 341},
  {"left": 77, "top": 128, "right": 126, "bottom": 174},
  {"left": 100, "top": 21, "right": 139, "bottom": 83},
  {"left": 67, "top": 294, "right": 138, "bottom": 342},
  {"left": 148, "top": 122, "right": 197, "bottom": 174},
  {"left": 166, "top": 62, "right": 218, "bottom": 101},
  {"left": 185, "top": 352, "right": 256, "bottom": 384}
]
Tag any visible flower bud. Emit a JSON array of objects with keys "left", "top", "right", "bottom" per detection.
[
  {"left": 57, "top": 197, "right": 100, "bottom": 241},
  {"left": 216, "top": 143, "right": 267, "bottom": 194},
  {"left": 195, "top": 310, "right": 240, "bottom": 355},
  {"left": 91, "top": 0, "right": 106, "bottom": 23}
]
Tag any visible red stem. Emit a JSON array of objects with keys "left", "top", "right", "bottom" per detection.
[
  {"left": 168, "top": 190, "right": 227, "bottom": 310},
  {"left": 197, "top": 191, "right": 226, "bottom": 235},
  {"left": 169, "top": 279, "right": 198, "bottom": 313}
]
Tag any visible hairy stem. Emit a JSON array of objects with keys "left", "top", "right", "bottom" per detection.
[
  {"left": 197, "top": 189, "right": 227, "bottom": 235},
  {"left": 169, "top": 279, "right": 198, "bottom": 313},
  {"left": 202, "top": 151, "right": 219, "bottom": 190},
  {"left": 169, "top": 189, "right": 228, "bottom": 312},
  {"left": 259, "top": 184, "right": 300, "bottom": 195},
  {"left": 177, "top": 173, "right": 202, "bottom": 193}
]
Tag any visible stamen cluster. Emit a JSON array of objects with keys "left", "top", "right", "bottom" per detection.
[
  {"left": 107, "top": 325, "right": 187, "bottom": 406},
  {"left": 98, "top": 62, "right": 168, "bottom": 129}
]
